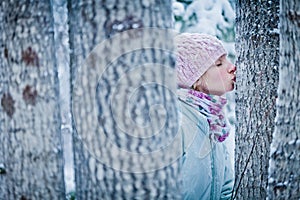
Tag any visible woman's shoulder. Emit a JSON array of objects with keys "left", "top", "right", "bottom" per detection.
[{"left": 178, "top": 100, "right": 210, "bottom": 154}]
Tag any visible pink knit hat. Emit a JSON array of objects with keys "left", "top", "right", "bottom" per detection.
[{"left": 175, "top": 33, "right": 227, "bottom": 88}]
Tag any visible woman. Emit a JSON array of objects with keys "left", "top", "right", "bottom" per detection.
[{"left": 175, "top": 33, "right": 236, "bottom": 199}]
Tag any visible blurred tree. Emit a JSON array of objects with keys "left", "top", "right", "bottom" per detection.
[
  {"left": 268, "top": 0, "right": 300, "bottom": 199},
  {"left": 69, "top": 0, "right": 180, "bottom": 198},
  {"left": 0, "top": 0, "right": 65, "bottom": 199},
  {"left": 233, "top": 0, "right": 279, "bottom": 199}
]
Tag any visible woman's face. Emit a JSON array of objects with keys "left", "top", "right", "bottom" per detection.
[{"left": 195, "top": 55, "right": 236, "bottom": 96}]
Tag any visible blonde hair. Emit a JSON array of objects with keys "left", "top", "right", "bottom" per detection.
[{"left": 192, "top": 75, "right": 209, "bottom": 94}]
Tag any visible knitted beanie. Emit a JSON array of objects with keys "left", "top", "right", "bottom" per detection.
[{"left": 175, "top": 33, "right": 227, "bottom": 88}]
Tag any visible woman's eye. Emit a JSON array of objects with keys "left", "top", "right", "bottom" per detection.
[{"left": 216, "top": 63, "right": 222, "bottom": 66}]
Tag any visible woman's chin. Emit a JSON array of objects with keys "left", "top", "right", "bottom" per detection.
[{"left": 225, "top": 85, "right": 235, "bottom": 93}]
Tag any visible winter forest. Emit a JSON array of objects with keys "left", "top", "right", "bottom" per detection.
[{"left": 0, "top": 0, "right": 299, "bottom": 199}]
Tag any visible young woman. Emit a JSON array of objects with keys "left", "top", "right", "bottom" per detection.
[{"left": 175, "top": 33, "right": 236, "bottom": 199}]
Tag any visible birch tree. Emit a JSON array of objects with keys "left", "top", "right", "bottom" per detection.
[
  {"left": 0, "top": 0, "right": 65, "bottom": 199},
  {"left": 233, "top": 0, "right": 279, "bottom": 199},
  {"left": 268, "top": 0, "right": 300, "bottom": 199},
  {"left": 69, "top": 0, "right": 180, "bottom": 198}
]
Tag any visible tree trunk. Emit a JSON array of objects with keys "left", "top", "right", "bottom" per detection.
[
  {"left": 0, "top": 0, "right": 65, "bottom": 199},
  {"left": 267, "top": 0, "right": 300, "bottom": 199},
  {"left": 233, "top": 0, "right": 279, "bottom": 199},
  {"left": 68, "top": 0, "right": 180, "bottom": 199}
]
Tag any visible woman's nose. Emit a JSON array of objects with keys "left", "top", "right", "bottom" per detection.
[{"left": 228, "top": 63, "right": 236, "bottom": 73}]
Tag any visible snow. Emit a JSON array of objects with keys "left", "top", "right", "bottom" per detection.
[
  {"left": 53, "top": 0, "right": 74, "bottom": 194},
  {"left": 172, "top": 2, "right": 185, "bottom": 16},
  {"left": 174, "top": 0, "right": 235, "bottom": 31},
  {"left": 0, "top": 163, "right": 4, "bottom": 169}
]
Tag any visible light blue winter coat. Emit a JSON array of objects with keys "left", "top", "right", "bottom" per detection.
[{"left": 178, "top": 99, "right": 234, "bottom": 200}]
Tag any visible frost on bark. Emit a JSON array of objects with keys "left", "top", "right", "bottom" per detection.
[
  {"left": 0, "top": 1, "right": 65, "bottom": 199},
  {"left": 233, "top": 0, "right": 279, "bottom": 199},
  {"left": 69, "top": 0, "right": 180, "bottom": 199},
  {"left": 268, "top": 0, "right": 300, "bottom": 199}
]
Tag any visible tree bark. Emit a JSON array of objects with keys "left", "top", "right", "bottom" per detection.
[
  {"left": 268, "top": 0, "right": 300, "bottom": 199},
  {"left": 0, "top": 0, "right": 65, "bottom": 199},
  {"left": 69, "top": 0, "right": 180, "bottom": 198},
  {"left": 234, "top": 0, "right": 279, "bottom": 199}
]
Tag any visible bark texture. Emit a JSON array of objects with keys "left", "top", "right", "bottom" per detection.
[
  {"left": 0, "top": 0, "right": 65, "bottom": 199},
  {"left": 69, "top": 0, "right": 180, "bottom": 198},
  {"left": 234, "top": 0, "right": 279, "bottom": 199},
  {"left": 268, "top": 0, "right": 300, "bottom": 199}
]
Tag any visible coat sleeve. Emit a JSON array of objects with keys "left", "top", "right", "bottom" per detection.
[{"left": 220, "top": 145, "right": 234, "bottom": 200}]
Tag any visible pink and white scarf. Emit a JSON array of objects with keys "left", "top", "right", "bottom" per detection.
[{"left": 177, "top": 88, "right": 230, "bottom": 142}]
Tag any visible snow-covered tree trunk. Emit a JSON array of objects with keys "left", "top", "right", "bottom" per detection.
[
  {"left": 0, "top": 1, "right": 65, "bottom": 199},
  {"left": 267, "top": 0, "right": 300, "bottom": 199},
  {"left": 233, "top": 0, "right": 279, "bottom": 199},
  {"left": 69, "top": 0, "right": 180, "bottom": 198}
]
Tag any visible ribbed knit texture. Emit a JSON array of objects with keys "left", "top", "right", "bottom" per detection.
[{"left": 175, "top": 33, "right": 227, "bottom": 88}]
